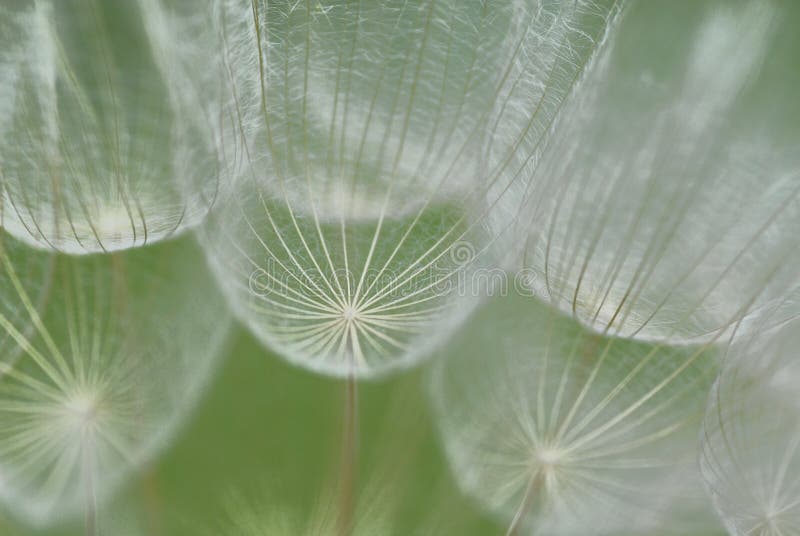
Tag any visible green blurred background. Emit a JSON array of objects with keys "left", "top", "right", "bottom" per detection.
[{"left": 0, "top": 321, "right": 500, "bottom": 535}]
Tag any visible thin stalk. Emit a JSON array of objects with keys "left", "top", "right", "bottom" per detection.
[
  {"left": 142, "top": 469, "right": 163, "bottom": 536},
  {"left": 83, "top": 439, "right": 97, "bottom": 536},
  {"left": 505, "top": 471, "right": 543, "bottom": 536},
  {"left": 336, "top": 372, "right": 359, "bottom": 536}
]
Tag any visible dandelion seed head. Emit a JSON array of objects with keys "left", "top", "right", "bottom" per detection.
[
  {"left": 179, "top": 0, "right": 623, "bottom": 378},
  {"left": 341, "top": 304, "right": 359, "bottom": 323},
  {"left": 700, "top": 312, "right": 800, "bottom": 536},
  {"left": 511, "top": 0, "right": 800, "bottom": 345},
  {"left": 215, "top": 486, "right": 395, "bottom": 536},
  {"left": 0, "top": 1, "right": 219, "bottom": 255},
  {"left": 63, "top": 391, "right": 98, "bottom": 428},
  {"left": 0, "top": 234, "right": 230, "bottom": 525},
  {"left": 534, "top": 446, "right": 565, "bottom": 469},
  {"left": 94, "top": 209, "right": 142, "bottom": 243},
  {"left": 430, "top": 293, "right": 721, "bottom": 535}
]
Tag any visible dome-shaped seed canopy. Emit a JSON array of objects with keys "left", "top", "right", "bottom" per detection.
[
  {"left": 0, "top": 1, "right": 219, "bottom": 255},
  {"left": 0, "top": 233, "right": 230, "bottom": 526},
  {"left": 511, "top": 0, "right": 800, "bottom": 344},
  {"left": 163, "top": 0, "right": 623, "bottom": 378},
  {"left": 700, "top": 310, "right": 800, "bottom": 536},
  {"left": 429, "top": 291, "right": 720, "bottom": 536}
]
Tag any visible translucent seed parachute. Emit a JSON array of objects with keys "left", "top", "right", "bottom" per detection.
[
  {"left": 0, "top": 1, "right": 218, "bottom": 254},
  {"left": 0, "top": 233, "right": 230, "bottom": 526},
  {"left": 155, "top": 0, "right": 622, "bottom": 378},
  {"left": 700, "top": 310, "right": 800, "bottom": 536},
  {"left": 510, "top": 0, "right": 800, "bottom": 344},
  {"left": 429, "top": 291, "right": 721, "bottom": 536}
]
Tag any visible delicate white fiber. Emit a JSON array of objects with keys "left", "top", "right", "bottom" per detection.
[
  {"left": 512, "top": 1, "right": 800, "bottom": 344},
  {"left": 0, "top": 1, "right": 218, "bottom": 254},
  {"left": 430, "top": 291, "right": 721, "bottom": 535},
  {"left": 700, "top": 308, "right": 800, "bottom": 536},
  {"left": 0, "top": 233, "right": 230, "bottom": 526},
  {"left": 170, "top": 0, "right": 622, "bottom": 378}
]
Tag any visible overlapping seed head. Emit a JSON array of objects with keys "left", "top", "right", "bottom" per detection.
[
  {"left": 701, "top": 310, "right": 800, "bottom": 536},
  {"left": 0, "top": 1, "right": 218, "bottom": 254},
  {"left": 178, "top": 0, "right": 623, "bottom": 378},
  {"left": 0, "top": 235, "right": 229, "bottom": 526},
  {"left": 430, "top": 292, "right": 720, "bottom": 535},
  {"left": 511, "top": 0, "right": 800, "bottom": 344}
]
